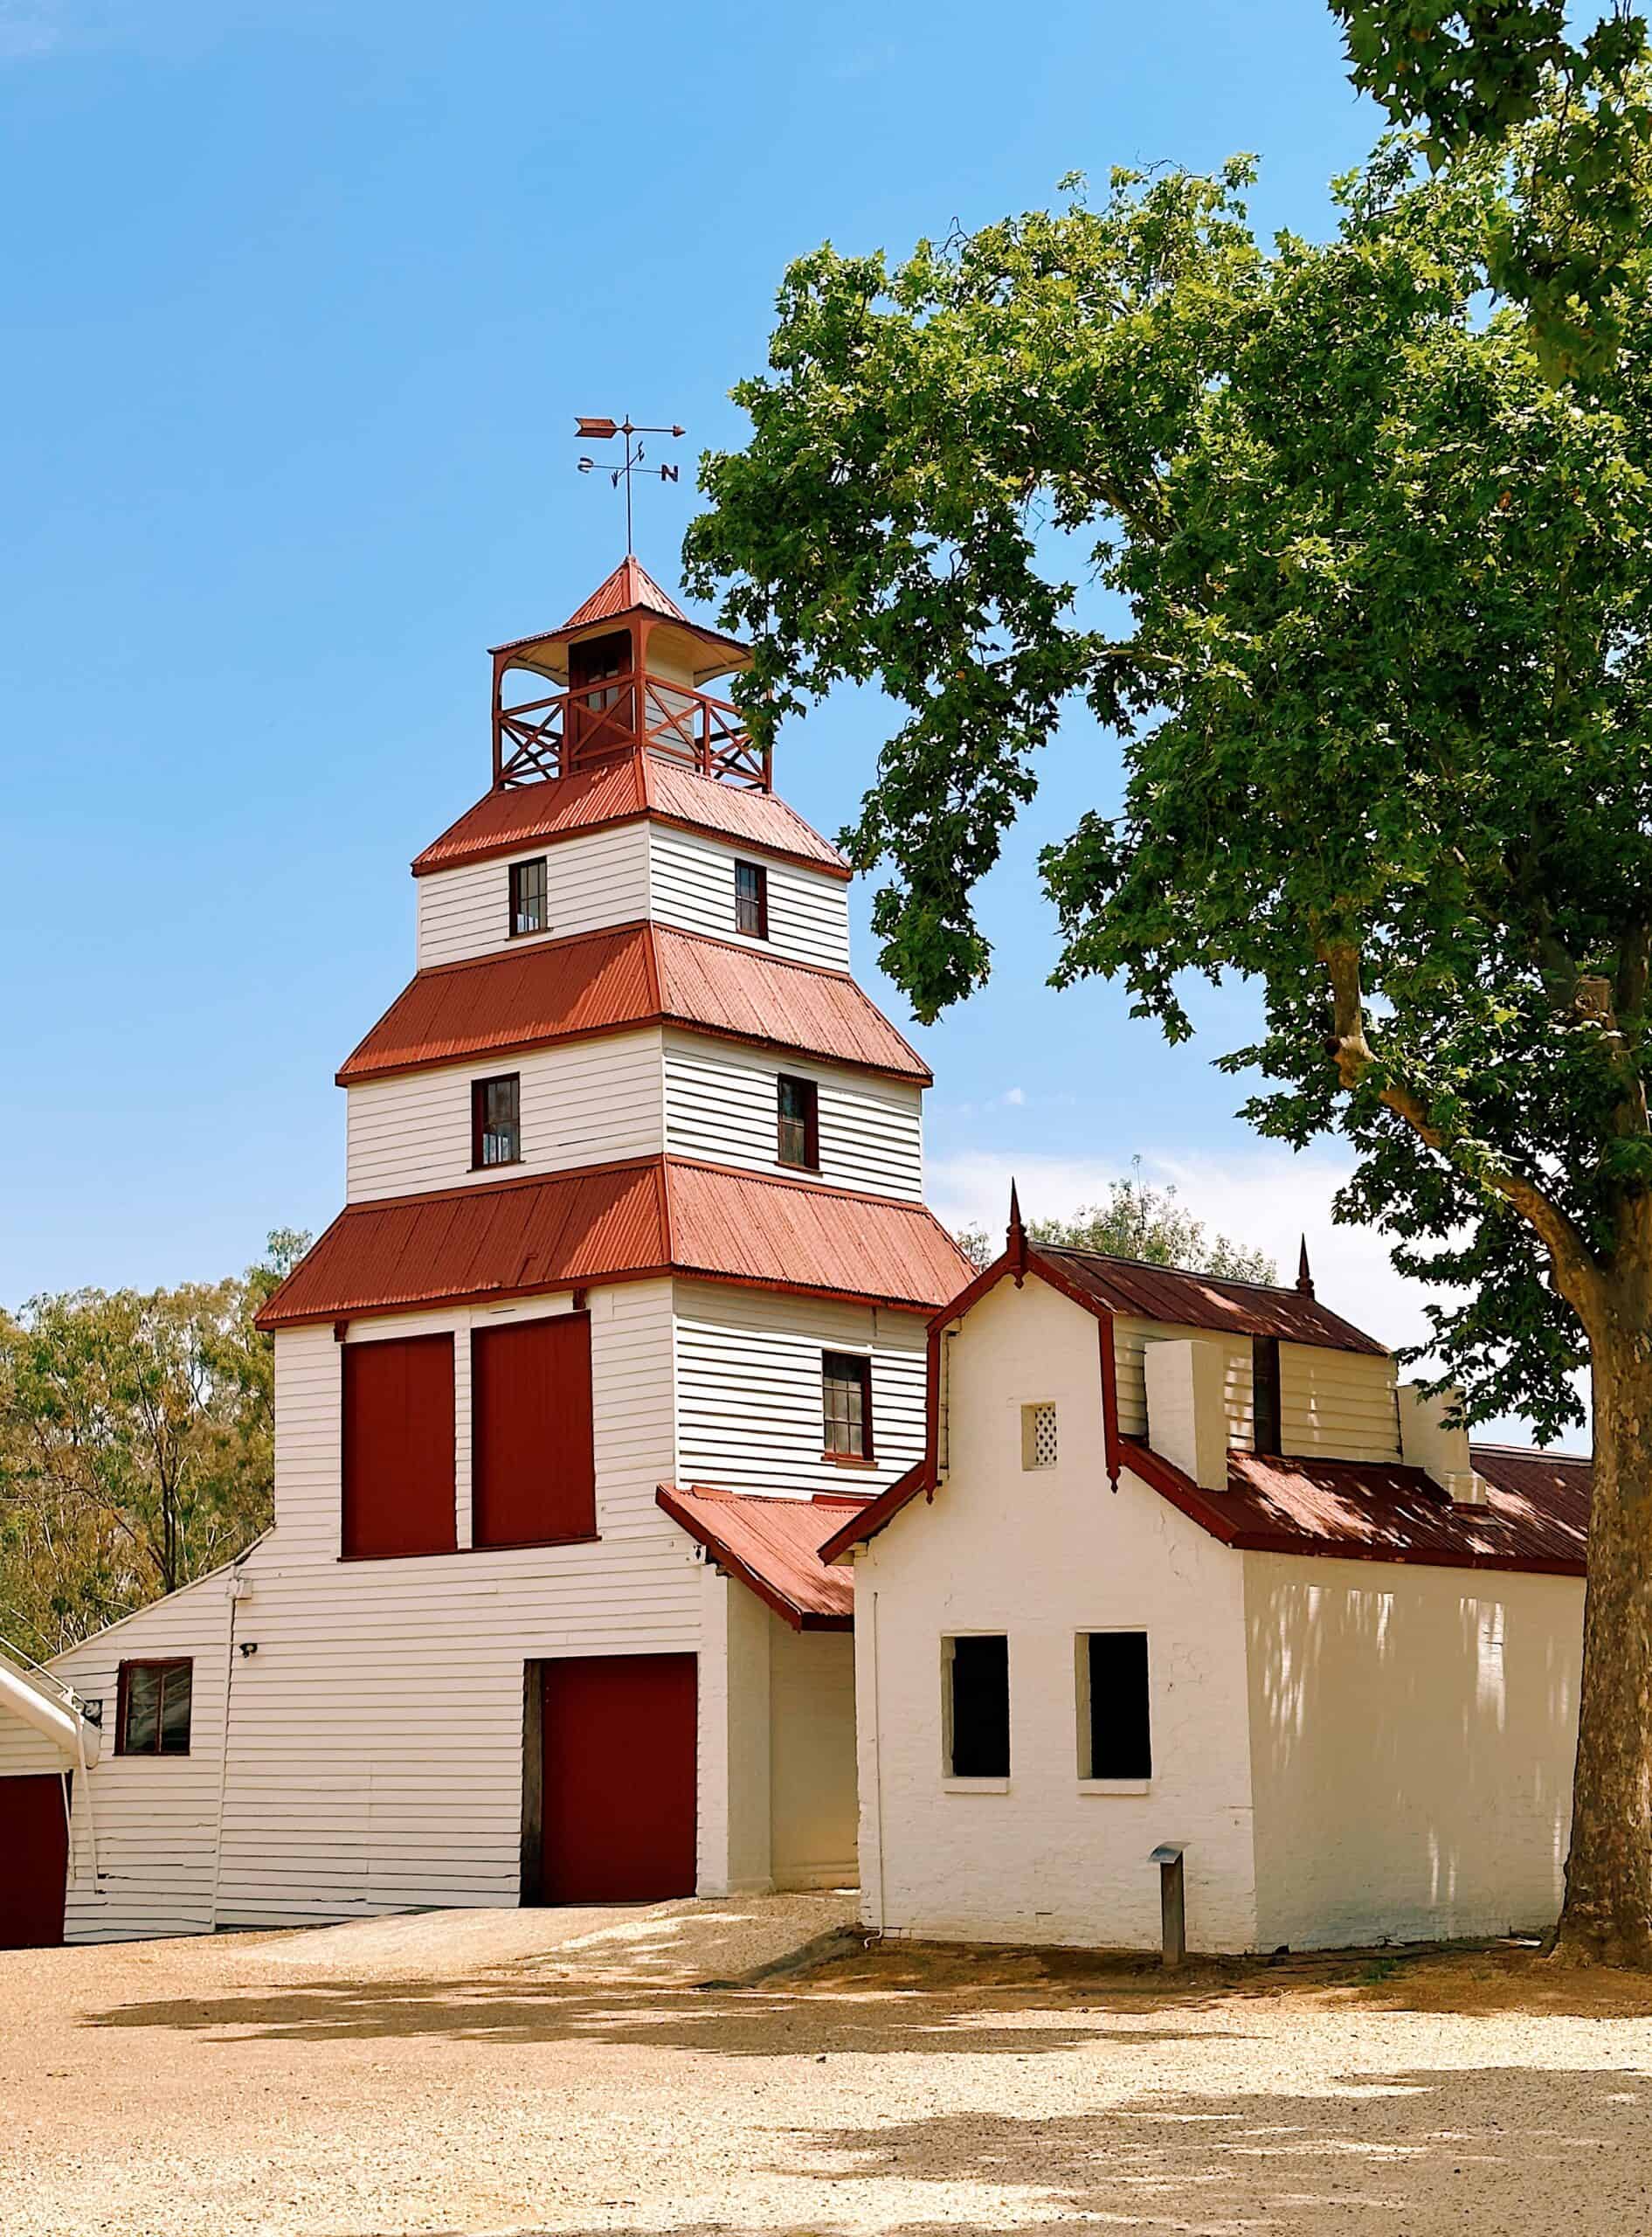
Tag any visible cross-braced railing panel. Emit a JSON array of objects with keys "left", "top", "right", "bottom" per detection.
[{"left": 493, "top": 668, "right": 771, "bottom": 791}]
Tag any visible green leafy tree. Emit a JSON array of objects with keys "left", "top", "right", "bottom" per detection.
[
  {"left": 0, "top": 1230, "right": 308, "bottom": 1659},
  {"left": 956, "top": 1162, "right": 1276, "bottom": 1278},
  {"left": 1331, "top": 2, "right": 1650, "bottom": 377},
  {"left": 686, "top": 138, "right": 1652, "bottom": 1963}
]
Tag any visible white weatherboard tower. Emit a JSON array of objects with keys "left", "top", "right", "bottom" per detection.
[{"left": 0, "top": 551, "right": 971, "bottom": 1947}]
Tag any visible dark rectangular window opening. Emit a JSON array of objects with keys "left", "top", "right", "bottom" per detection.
[
  {"left": 472, "top": 1073, "right": 522, "bottom": 1168},
  {"left": 822, "top": 1349, "right": 873, "bottom": 1460},
  {"left": 1252, "top": 1335, "right": 1282, "bottom": 1456},
  {"left": 777, "top": 1073, "right": 819, "bottom": 1169},
  {"left": 735, "top": 859, "right": 769, "bottom": 939},
  {"left": 1082, "top": 1631, "right": 1152, "bottom": 1779},
  {"left": 508, "top": 856, "right": 548, "bottom": 938},
  {"left": 115, "top": 1659, "right": 193, "bottom": 1756},
  {"left": 947, "top": 1635, "right": 1010, "bottom": 1778}
]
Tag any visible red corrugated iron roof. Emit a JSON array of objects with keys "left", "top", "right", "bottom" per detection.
[
  {"left": 336, "top": 921, "right": 930, "bottom": 1086},
  {"left": 411, "top": 756, "right": 849, "bottom": 879},
  {"left": 822, "top": 1438, "right": 1593, "bottom": 1578},
  {"left": 256, "top": 1156, "right": 974, "bottom": 1330},
  {"left": 1041, "top": 1245, "right": 1387, "bottom": 1356},
  {"left": 488, "top": 558, "right": 749, "bottom": 668},
  {"left": 656, "top": 1485, "right": 860, "bottom": 1629}
]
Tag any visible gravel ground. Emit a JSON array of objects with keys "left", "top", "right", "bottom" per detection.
[{"left": 6, "top": 1899, "right": 1652, "bottom": 2237}]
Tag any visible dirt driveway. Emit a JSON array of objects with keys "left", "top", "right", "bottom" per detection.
[{"left": 7, "top": 1896, "right": 1652, "bottom": 2237}]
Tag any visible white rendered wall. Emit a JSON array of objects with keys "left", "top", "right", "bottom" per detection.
[
  {"left": 648, "top": 823, "right": 851, "bottom": 969},
  {"left": 771, "top": 1618, "right": 857, "bottom": 1889},
  {"left": 416, "top": 824, "right": 653, "bottom": 968},
  {"left": 1244, "top": 1550, "right": 1580, "bottom": 1948},
  {"left": 345, "top": 1031, "right": 665, "bottom": 1201},
  {"left": 662, "top": 1031, "right": 923, "bottom": 1201},
  {"left": 854, "top": 1271, "right": 1259, "bottom": 1951},
  {"left": 674, "top": 1279, "right": 928, "bottom": 1501}
]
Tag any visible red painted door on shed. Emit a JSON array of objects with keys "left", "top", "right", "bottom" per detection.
[
  {"left": 472, "top": 1313, "right": 594, "bottom": 1549},
  {"left": 539, "top": 1654, "right": 696, "bottom": 1902},
  {"left": 0, "top": 1774, "right": 70, "bottom": 1950},
  {"left": 342, "top": 1333, "right": 456, "bottom": 1559}
]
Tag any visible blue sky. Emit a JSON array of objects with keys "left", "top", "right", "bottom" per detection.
[{"left": 2, "top": 0, "right": 1551, "bottom": 1430}]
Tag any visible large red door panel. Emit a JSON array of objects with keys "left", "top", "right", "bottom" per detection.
[
  {"left": 0, "top": 1773, "right": 70, "bottom": 1950},
  {"left": 473, "top": 1313, "right": 595, "bottom": 1550},
  {"left": 538, "top": 1653, "right": 696, "bottom": 1903},
  {"left": 342, "top": 1333, "right": 456, "bottom": 1558}
]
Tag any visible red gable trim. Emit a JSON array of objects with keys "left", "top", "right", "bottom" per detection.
[{"left": 656, "top": 1485, "right": 855, "bottom": 1630}]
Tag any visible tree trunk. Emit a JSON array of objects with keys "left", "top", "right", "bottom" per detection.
[{"left": 1553, "top": 1298, "right": 1652, "bottom": 1966}]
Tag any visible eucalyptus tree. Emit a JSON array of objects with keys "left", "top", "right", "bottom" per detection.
[{"left": 686, "top": 133, "right": 1652, "bottom": 1963}]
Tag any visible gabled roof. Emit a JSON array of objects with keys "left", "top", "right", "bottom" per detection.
[
  {"left": 256, "top": 1155, "right": 976, "bottom": 1330},
  {"left": 336, "top": 921, "right": 930, "bottom": 1086},
  {"left": 1041, "top": 1245, "right": 1387, "bottom": 1356},
  {"left": 411, "top": 756, "right": 850, "bottom": 880},
  {"left": 655, "top": 1485, "right": 860, "bottom": 1629},
  {"left": 488, "top": 558, "right": 750, "bottom": 673}
]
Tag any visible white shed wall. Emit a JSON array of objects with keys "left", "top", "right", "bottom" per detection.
[
  {"left": 674, "top": 1279, "right": 928, "bottom": 1502},
  {"left": 662, "top": 1031, "right": 923, "bottom": 1200},
  {"left": 1244, "top": 1550, "right": 1579, "bottom": 1948},
  {"left": 1115, "top": 1320, "right": 1400, "bottom": 1462},
  {"left": 648, "top": 824, "right": 851, "bottom": 969},
  {"left": 345, "top": 1031, "right": 664, "bottom": 1201},
  {"left": 414, "top": 824, "right": 653, "bottom": 968},
  {"left": 771, "top": 1617, "right": 857, "bottom": 1889},
  {"left": 855, "top": 1272, "right": 1259, "bottom": 1951}
]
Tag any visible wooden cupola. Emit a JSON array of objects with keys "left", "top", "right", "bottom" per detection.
[{"left": 488, "top": 557, "right": 766, "bottom": 793}]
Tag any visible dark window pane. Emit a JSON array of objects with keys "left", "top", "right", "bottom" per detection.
[
  {"left": 735, "top": 860, "right": 768, "bottom": 938},
  {"left": 950, "top": 1636, "right": 1010, "bottom": 1777},
  {"left": 474, "top": 1074, "right": 521, "bottom": 1167},
  {"left": 509, "top": 857, "right": 548, "bottom": 938},
  {"left": 822, "top": 1350, "right": 870, "bottom": 1457},
  {"left": 1088, "top": 1632, "right": 1151, "bottom": 1778},
  {"left": 777, "top": 1075, "right": 818, "bottom": 1167},
  {"left": 123, "top": 1665, "right": 161, "bottom": 1754},
  {"left": 158, "top": 1665, "right": 193, "bottom": 1754},
  {"left": 1252, "top": 1337, "right": 1282, "bottom": 1455}
]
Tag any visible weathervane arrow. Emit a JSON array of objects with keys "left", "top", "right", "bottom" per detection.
[{"left": 575, "top": 416, "right": 687, "bottom": 554}]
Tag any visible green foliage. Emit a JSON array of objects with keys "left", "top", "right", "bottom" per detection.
[
  {"left": 686, "top": 134, "right": 1652, "bottom": 1438},
  {"left": 955, "top": 1161, "right": 1277, "bottom": 1279},
  {"left": 1331, "top": 3, "right": 1652, "bottom": 377},
  {"left": 0, "top": 1230, "right": 309, "bottom": 1659}
]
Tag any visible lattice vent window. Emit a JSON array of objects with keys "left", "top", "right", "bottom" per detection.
[{"left": 1021, "top": 1402, "right": 1058, "bottom": 1472}]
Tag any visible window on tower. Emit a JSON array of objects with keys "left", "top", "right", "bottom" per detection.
[
  {"left": 735, "top": 860, "right": 769, "bottom": 939},
  {"left": 508, "top": 856, "right": 548, "bottom": 938},
  {"left": 822, "top": 1350, "right": 874, "bottom": 1461},
  {"left": 776, "top": 1074, "right": 819, "bottom": 1170},
  {"left": 472, "top": 1073, "right": 522, "bottom": 1169}
]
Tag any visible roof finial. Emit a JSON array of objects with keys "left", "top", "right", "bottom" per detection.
[
  {"left": 1008, "top": 1179, "right": 1028, "bottom": 1285},
  {"left": 1296, "top": 1234, "right": 1315, "bottom": 1298}
]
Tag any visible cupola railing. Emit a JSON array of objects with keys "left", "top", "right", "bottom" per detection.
[{"left": 493, "top": 668, "right": 771, "bottom": 792}]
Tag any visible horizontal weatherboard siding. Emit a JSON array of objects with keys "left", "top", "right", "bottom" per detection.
[
  {"left": 662, "top": 1033, "right": 923, "bottom": 1201},
  {"left": 416, "top": 824, "right": 652, "bottom": 968},
  {"left": 649, "top": 823, "right": 851, "bottom": 970}
]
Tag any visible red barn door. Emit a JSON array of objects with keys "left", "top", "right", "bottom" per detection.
[
  {"left": 536, "top": 1655, "right": 696, "bottom": 1904},
  {"left": 0, "top": 1774, "right": 71, "bottom": 1950}
]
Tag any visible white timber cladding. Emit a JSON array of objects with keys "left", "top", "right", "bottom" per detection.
[
  {"left": 1114, "top": 1318, "right": 1401, "bottom": 1461},
  {"left": 661, "top": 1030, "right": 923, "bottom": 1199},
  {"left": 648, "top": 822, "right": 852, "bottom": 968},
  {"left": 345, "top": 1031, "right": 664, "bottom": 1202},
  {"left": 1244, "top": 1550, "right": 1581, "bottom": 1947},
  {"left": 31, "top": 1568, "right": 237, "bottom": 1945},
  {"left": 415, "top": 823, "right": 651, "bottom": 968},
  {"left": 674, "top": 1278, "right": 928, "bottom": 1500},
  {"left": 854, "top": 1271, "right": 1260, "bottom": 1951}
]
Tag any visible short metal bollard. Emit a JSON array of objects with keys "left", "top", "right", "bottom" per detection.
[{"left": 1149, "top": 1841, "right": 1186, "bottom": 1968}]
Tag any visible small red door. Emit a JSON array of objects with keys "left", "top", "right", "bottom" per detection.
[
  {"left": 539, "top": 1654, "right": 696, "bottom": 1903},
  {"left": 566, "top": 630, "right": 632, "bottom": 762},
  {"left": 0, "top": 1773, "right": 71, "bottom": 1950}
]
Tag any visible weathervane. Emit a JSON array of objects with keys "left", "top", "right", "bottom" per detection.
[{"left": 575, "top": 416, "right": 686, "bottom": 555}]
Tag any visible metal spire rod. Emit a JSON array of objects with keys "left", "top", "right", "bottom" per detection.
[{"left": 575, "top": 416, "right": 686, "bottom": 554}]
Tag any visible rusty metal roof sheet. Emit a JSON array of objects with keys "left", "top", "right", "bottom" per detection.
[
  {"left": 257, "top": 1156, "right": 973, "bottom": 1329},
  {"left": 336, "top": 922, "right": 930, "bottom": 1086},
  {"left": 411, "top": 756, "right": 849, "bottom": 879},
  {"left": 1041, "top": 1246, "right": 1388, "bottom": 1356},
  {"left": 656, "top": 1485, "right": 861, "bottom": 1629},
  {"left": 488, "top": 559, "right": 748, "bottom": 668}
]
